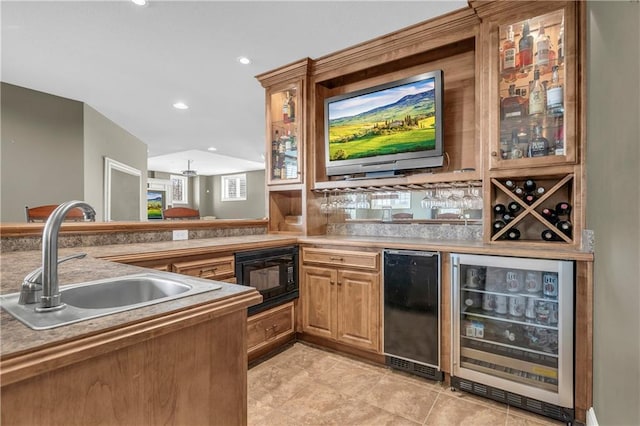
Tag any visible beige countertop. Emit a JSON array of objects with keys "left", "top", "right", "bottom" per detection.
[
  {"left": 0, "top": 235, "right": 298, "bottom": 359},
  {"left": 0, "top": 233, "right": 592, "bottom": 359}
]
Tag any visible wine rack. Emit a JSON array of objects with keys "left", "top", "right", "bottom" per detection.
[{"left": 490, "top": 174, "right": 574, "bottom": 244}]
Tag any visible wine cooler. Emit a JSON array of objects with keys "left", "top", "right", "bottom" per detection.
[{"left": 450, "top": 254, "right": 574, "bottom": 422}]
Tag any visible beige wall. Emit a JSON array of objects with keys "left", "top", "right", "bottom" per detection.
[
  {"left": 1, "top": 83, "right": 84, "bottom": 222},
  {"left": 212, "top": 170, "right": 265, "bottom": 219},
  {"left": 587, "top": 2, "right": 640, "bottom": 425},
  {"left": 83, "top": 105, "right": 147, "bottom": 221}
]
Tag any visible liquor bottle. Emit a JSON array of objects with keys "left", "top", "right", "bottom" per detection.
[
  {"left": 556, "top": 220, "right": 573, "bottom": 237},
  {"left": 502, "top": 25, "right": 517, "bottom": 80},
  {"left": 518, "top": 21, "right": 534, "bottom": 67},
  {"left": 523, "top": 193, "right": 537, "bottom": 205},
  {"left": 272, "top": 130, "right": 280, "bottom": 179},
  {"left": 493, "top": 204, "right": 507, "bottom": 216},
  {"left": 523, "top": 179, "right": 537, "bottom": 192},
  {"left": 535, "top": 21, "right": 551, "bottom": 68},
  {"left": 541, "top": 207, "right": 559, "bottom": 224},
  {"left": 555, "top": 201, "right": 572, "bottom": 216},
  {"left": 558, "top": 16, "right": 565, "bottom": 66},
  {"left": 501, "top": 85, "right": 524, "bottom": 119},
  {"left": 282, "top": 91, "right": 291, "bottom": 123},
  {"left": 541, "top": 228, "right": 562, "bottom": 241},
  {"left": 546, "top": 65, "right": 564, "bottom": 116},
  {"left": 529, "top": 69, "right": 546, "bottom": 115},
  {"left": 510, "top": 129, "right": 524, "bottom": 159},
  {"left": 288, "top": 92, "right": 296, "bottom": 122},
  {"left": 528, "top": 124, "right": 549, "bottom": 157},
  {"left": 553, "top": 115, "right": 565, "bottom": 156},
  {"left": 506, "top": 228, "right": 521, "bottom": 240},
  {"left": 508, "top": 201, "right": 522, "bottom": 214}
]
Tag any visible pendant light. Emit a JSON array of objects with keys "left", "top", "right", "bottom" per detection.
[{"left": 182, "top": 160, "right": 197, "bottom": 177}]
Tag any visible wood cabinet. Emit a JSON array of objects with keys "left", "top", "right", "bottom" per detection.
[
  {"left": 257, "top": 59, "right": 311, "bottom": 235},
  {"left": 300, "top": 247, "right": 381, "bottom": 353},
  {"left": 247, "top": 301, "right": 295, "bottom": 361},
  {"left": 172, "top": 256, "right": 235, "bottom": 281}
]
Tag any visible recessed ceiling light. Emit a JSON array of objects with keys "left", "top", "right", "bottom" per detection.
[
  {"left": 207, "top": 147, "right": 217, "bottom": 152},
  {"left": 237, "top": 56, "right": 251, "bottom": 65},
  {"left": 173, "top": 102, "right": 189, "bottom": 110},
  {"left": 131, "top": 0, "right": 147, "bottom": 6}
]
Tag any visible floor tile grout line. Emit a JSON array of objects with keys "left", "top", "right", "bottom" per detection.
[{"left": 422, "top": 390, "right": 442, "bottom": 425}]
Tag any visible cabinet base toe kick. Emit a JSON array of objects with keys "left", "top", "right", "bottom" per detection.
[{"left": 451, "top": 376, "right": 574, "bottom": 423}]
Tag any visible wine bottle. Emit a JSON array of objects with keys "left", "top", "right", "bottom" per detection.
[
  {"left": 556, "top": 220, "right": 573, "bottom": 237},
  {"left": 534, "top": 186, "right": 545, "bottom": 196},
  {"left": 514, "top": 186, "right": 525, "bottom": 197},
  {"left": 541, "top": 228, "right": 561, "bottom": 241},
  {"left": 555, "top": 202, "right": 572, "bottom": 216},
  {"left": 493, "top": 220, "right": 506, "bottom": 235},
  {"left": 502, "top": 212, "right": 516, "bottom": 223},
  {"left": 493, "top": 204, "right": 507, "bottom": 216},
  {"left": 508, "top": 201, "right": 522, "bottom": 214},
  {"left": 504, "top": 179, "right": 516, "bottom": 191},
  {"left": 506, "top": 228, "right": 521, "bottom": 240},
  {"left": 541, "top": 207, "right": 559, "bottom": 224},
  {"left": 523, "top": 193, "right": 537, "bottom": 205},
  {"left": 523, "top": 179, "right": 537, "bottom": 192}
]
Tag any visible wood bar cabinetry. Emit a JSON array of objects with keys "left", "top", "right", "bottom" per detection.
[{"left": 300, "top": 247, "right": 381, "bottom": 353}]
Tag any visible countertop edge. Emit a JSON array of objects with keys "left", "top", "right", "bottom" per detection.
[
  {"left": 298, "top": 235, "right": 595, "bottom": 262},
  {"left": 0, "top": 288, "right": 262, "bottom": 386}
]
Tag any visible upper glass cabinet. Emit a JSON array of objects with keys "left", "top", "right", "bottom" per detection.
[
  {"left": 267, "top": 84, "right": 302, "bottom": 185},
  {"left": 491, "top": 7, "right": 576, "bottom": 169}
]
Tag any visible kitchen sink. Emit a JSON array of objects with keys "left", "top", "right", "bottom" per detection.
[{"left": 0, "top": 273, "right": 222, "bottom": 330}]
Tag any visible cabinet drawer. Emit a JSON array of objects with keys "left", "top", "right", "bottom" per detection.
[
  {"left": 247, "top": 302, "right": 294, "bottom": 353},
  {"left": 172, "top": 256, "right": 235, "bottom": 280},
  {"left": 302, "top": 247, "right": 379, "bottom": 270}
]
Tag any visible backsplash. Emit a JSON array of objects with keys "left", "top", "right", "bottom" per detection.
[
  {"left": 1, "top": 226, "right": 267, "bottom": 252},
  {"left": 327, "top": 222, "right": 483, "bottom": 241}
]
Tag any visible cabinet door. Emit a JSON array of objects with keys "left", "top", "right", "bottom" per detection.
[
  {"left": 486, "top": 3, "right": 579, "bottom": 170},
  {"left": 301, "top": 266, "right": 336, "bottom": 339},
  {"left": 336, "top": 269, "right": 381, "bottom": 352},
  {"left": 266, "top": 82, "right": 303, "bottom": 185}
]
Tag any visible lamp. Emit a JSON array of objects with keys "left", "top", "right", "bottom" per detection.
[{"left": 182, "top": 160, "right": 197, "bottom": 177}]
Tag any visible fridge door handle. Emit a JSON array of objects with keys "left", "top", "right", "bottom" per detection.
[{"left": 450, "top": 256, "right": 459, "bottom": 374}]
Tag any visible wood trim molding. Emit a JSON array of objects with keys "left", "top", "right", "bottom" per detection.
[
  {"left": 0, "top": 218, "right": 268, "bottom": 237},
  {"left": 256, "top": 58, "right": 312, "bottom": 88},
  {"left": 0, "top": 290, "right": 262, "bottom": 386}
]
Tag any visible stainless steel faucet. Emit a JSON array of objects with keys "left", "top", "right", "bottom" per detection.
[{"left": 18, "top": 200, "right": 96, "bottom": 312}]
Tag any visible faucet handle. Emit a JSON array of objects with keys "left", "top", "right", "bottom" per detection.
[{"left": 18, "top": 253, "right": 87, "bottom": 305}]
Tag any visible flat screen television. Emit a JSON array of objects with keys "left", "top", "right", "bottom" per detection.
[
  {"left": 147, "top": 190, "right": 165, "bottom": 220},
  {"left": 324, "top": 70, "right": 444, "bottom": 178}
]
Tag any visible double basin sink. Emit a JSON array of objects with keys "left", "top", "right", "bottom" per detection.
[{"left": 0, "top": 273, "right": 222, "bottom": 330}]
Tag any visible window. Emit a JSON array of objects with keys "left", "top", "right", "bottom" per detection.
[
  {"left": 222, "top": 173, "right": 247, "bottom": 201},
  {"left": 170, "top": 174, "right": 189, "bottom": 204}
]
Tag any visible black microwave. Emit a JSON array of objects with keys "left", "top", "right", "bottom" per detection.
[{"left": 235, "top": 245, "right": 298, "bottom": 315}]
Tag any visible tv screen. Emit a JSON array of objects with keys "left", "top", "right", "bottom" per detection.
[
  {"left": 324, "top": 70, "right": 443, "bottom": 177},
  {"left": 147, "top": 190, "right": 165, "bottom": 220}
]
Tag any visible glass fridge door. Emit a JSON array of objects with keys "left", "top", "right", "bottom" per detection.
[{"left": 452, "top": 254, "right": 573, "bottom": 408}]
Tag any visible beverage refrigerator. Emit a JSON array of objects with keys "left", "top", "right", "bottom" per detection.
[{"left": 450, "top": 254, "right": 574, "bottom": 422}]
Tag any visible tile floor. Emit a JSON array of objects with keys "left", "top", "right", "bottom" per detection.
[{"left": 248, "top": 343, "right": 565, "bottom": 426}]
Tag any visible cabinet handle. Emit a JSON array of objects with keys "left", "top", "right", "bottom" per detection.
[
  {"left": 330, "top": 281, "right": 335, "bottom": 285},
  {"left": 265, "top": 324, "right": 279, "bottom": 340},
  {"left": 199, "top": 267, "right": 217, "bottom": 276},
  {"left": 491, "top": 151, "right": 498, "bottom": 157},
  {"left": 329, "top": 256, "right": 344, "bottom": 261},
  {"left": 337, "top": 281, "right": 342, "bottom": 286}
]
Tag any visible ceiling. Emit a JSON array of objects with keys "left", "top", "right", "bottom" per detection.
[{"left": 1, "top": 0, "right": 467, "bottom": 176}]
